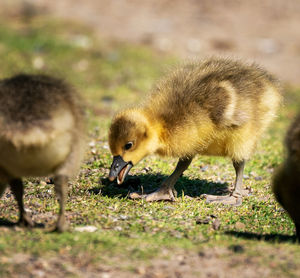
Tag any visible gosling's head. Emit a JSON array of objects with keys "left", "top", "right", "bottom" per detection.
[{"left": 108, "top": 109, "right": 158, "bottom": 184}]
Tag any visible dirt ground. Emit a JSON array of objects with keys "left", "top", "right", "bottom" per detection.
[
  {"left": 2, "top": 0, "right": 300, "bottom": 84},
  {"left": 2, "top": 243, "right": 298, "bottom": 278}
]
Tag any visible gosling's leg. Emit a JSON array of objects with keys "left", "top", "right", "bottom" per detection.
[
  {"left": 205, "top": 160, "right": 245, "bottom": 206},
  {"left": 0, "top": 183, "right": 7, "bottom": 197},
  {"left": 130, "top": 158, "right": 193, "bottom": 202},
  {"left": 296, "top": 223, "right": 300, "bottom": 242},
  {"left": 52, "top": 175, "right": 68, "bottom": 232},
  {"left": 10, "top": 179, "right": 34, "bottom": 227}
]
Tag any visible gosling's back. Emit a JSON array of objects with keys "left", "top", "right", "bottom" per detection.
[
  {"left": 0, "top": 74, "right": 84, "bottom": 178},
  {"left": 144, "top": 58, "right": 282, "bottom": 159},
  {"left": 273, "top": 114, "right": 300, "bottom": 235}
]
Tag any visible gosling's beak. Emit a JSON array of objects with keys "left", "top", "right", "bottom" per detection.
[{"left": 109, "top": 155, "right": 133, "bottom": 184}]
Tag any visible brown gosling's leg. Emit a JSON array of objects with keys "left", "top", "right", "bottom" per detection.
[
  {"left": 130, "top": 158, "right": 193, "bottom": 202},
  {"left": 9, "top": 179, "right": 34, "bottom": 227},
  {"left": 52, "top": 175, "right": 68, "bottom": 232},
  {"left": 0, "top": 183, "right": 7, "bottom": 197},
  {"left": 296, "top": 223, "right": 300, "bottom": 242},
  {"left": 205, "top": 160, "right": 245, "bottom": 206}
]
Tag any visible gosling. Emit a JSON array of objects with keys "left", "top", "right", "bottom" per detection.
[
  {"left": 0, "top": 74, "right": 85, "bottom": 232},
  {"left": 108, "top": 58, "right": 282, "bottom": 205},
  {"left": 273, "top": 114, "right": 300, "bottom": 240}
]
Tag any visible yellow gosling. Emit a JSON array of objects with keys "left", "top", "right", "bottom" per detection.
[{"left": 108, "top": 58, "right": 282, "bottom": 205}]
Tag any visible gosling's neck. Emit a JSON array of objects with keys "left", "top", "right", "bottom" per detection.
[{"left": 140, "top": 108, "right": 172, "bottom": 157}]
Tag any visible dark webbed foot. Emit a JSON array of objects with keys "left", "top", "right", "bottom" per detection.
[
  {"left": 129, "top": 158, "right": 192, "bottom": 202},
  {"left": 146, "top": 187, "right": 177, "bottom": 202},
  {"left": 296, "top": 223, "right": 300, "bottom": 242},
  {"left": 204, "top": 194, "right": 242, "bottom": 206},
  {"left": 204, "top": 159, "right": 248, "bottom": 206},
  {"left": 50, "top": 218, "right": 69, "bottom": 233},
  {"left": 129, "top": 192, "right": 147, "bottom": 199},
  {"left": 129, "top": 187, "right": 177, "bottom": 202},
  {"left": 18, "top": 212, "right": 34, "bottom": 227}
]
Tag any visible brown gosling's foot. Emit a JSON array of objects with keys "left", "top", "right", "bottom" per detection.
[
  {"left": 129, "top": 187, "right": 177, "bottom": 202},
  {"left": 18, "top": 213, "right": 34, "bottom": 228},
  {"left": 50, "top": 219, "right": 68, "bottom": 233},
  {"left": 129, "top": 192, "right": 147, "bottom": 199},
  {"left": 204, "top": 194, "right": 242, "bottom": 206},
  {"left": 146, "top": 186, "right": 177, "bottom": 202}
]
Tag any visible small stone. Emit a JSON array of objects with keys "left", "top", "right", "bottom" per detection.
[
  {"left": 229, "top": 244, "right": 244, "bottom": 253},
  {"left": 40, "top": 181, "right": 47, "bottom": 186},
  {"left": 163, "top": 205, "right": 175, "bottom": 210},
  {"left": 212, "top": 219, "right": 221, "bottom": 230},
  {"left": 154, "top": 37, "right": 172, "bottom": 52},
  {"left": 103, "top": 144, "right": 109, "bottom": 150},
  {"left": 100, "top": 273, "right": 111, "bottom": 278},
  {"left": 45, "top": 178, "right": 53, "bottom": 184},
  {"left": 183, "top": 195, "right": 194, "bottom": 200},
  {"left": 89, "top": 141, "right": 96, "bottom": 147},
  {"left": 186, "top": 38, "right": 202, "bottom": 53},
  {"left": 74, "top": 225, "right": 97, "bottom": 232},
  {"left": 196, "top": 217, "right": 211, "bottom": 225},
  {"left": 119, "top": 215, "right": 129, "bottom": 220},
  {"left": 257, "top": 38, "right": 279, "bottom": 54},
  {"left": 198, "top": 251, "right": 205, "bottom": 257},
  {"left": 200, "top": 165, "right": 208, "bottom": 172},
  {"left": 135, "top": 266, "right": 146, "bottom": 275},
  {"left": 32, "top": 56, "right": 45, "bottom": 69},
  {"left": 114, "top": 226, "right": 122, "bottom": 231},
  {"left": 129, "top": 192, "right": 143, "bottom": 199},
  {"left": 101, "top": 96, "right": 114, "bottom": 103},
  {"left": 235, "top": 221, "right": 246, "bottom": 230},
  {"left": 74, "top": 59, "right": 89, "bottom": 72},
  {"left": 72, "top": 35, "right": 92, "bottom": 49},
  {"left": 33, "top": 270, "right": 46, "bottom": 278},
  {"left": 142, "top": 167, "right": 151, "bottom": 173}
]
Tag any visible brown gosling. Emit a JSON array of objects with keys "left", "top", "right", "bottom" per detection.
[
  {"left": 0, "top": 74, "right": 85, "bottom": 232},
  {"left": 108, "top": 58, "right": 282, "bottom": 205},
  {"left": 273, "top": 114, "right": 300, "bottom": 241}
]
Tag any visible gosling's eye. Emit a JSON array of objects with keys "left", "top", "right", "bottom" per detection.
[{"left": 124, "top": 142, "right": 133, "bottom": 150}]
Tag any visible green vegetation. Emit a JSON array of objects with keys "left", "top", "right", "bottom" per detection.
[{"left": 0, "top": 16, "right": 300, "bottom": 277}]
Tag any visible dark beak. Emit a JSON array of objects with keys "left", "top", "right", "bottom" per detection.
[{"left": 109, "top": 155, "right": 133, "bottom": 184}]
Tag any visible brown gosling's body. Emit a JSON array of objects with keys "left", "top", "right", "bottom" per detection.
[
  {"left": 108, "top": 58, "right": 282, "bottom": 205},
  {"left": 0, "top": 74, "right": 85, "bottom": 232},
  {"left": 273, "top": 114, "right": 300, "bottom": 240}
]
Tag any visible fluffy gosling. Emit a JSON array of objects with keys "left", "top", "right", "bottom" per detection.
[
  {"left": 0, "top": 74, "right": 85, "bottom": 232},
  {"left": 273, "top": 114, "right": 300, "bottom": 240},
  {"left": 108, "top": 58, "right": 282, "bottom": 205}
]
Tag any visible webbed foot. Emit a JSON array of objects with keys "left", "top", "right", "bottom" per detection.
[
  {"left": 18, "top": 213, "right": 34, "bottom": 228},
  {"left": 51, "top": 217, "right": 68, "bottom": 233},
  {"left": 129, "top": 187, "right": 177, "bottom": 202},
  {"left": 204, "top": 194, "right": 242, "bottom": 206}
]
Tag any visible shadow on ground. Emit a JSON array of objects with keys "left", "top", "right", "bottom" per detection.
[
  {"left": 226, "top": 230, "right": 298, "bottom": 243},
  {"left": 0, "top": 218, "right": 16, "bottom": 227},
  {"left": 89, "top": 173, "right": 230, "bottom": 198},
  {"left": 0, "top": 218, "right": 45, "bottom": 228}
]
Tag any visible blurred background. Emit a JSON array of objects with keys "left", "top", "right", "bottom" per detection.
[{"left": 1, "top": 0, "right": 300, "bottom": 84}]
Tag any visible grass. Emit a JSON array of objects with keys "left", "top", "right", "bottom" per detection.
[{"left": 0, "top": 14, "right": 300, "bottom": 277}]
